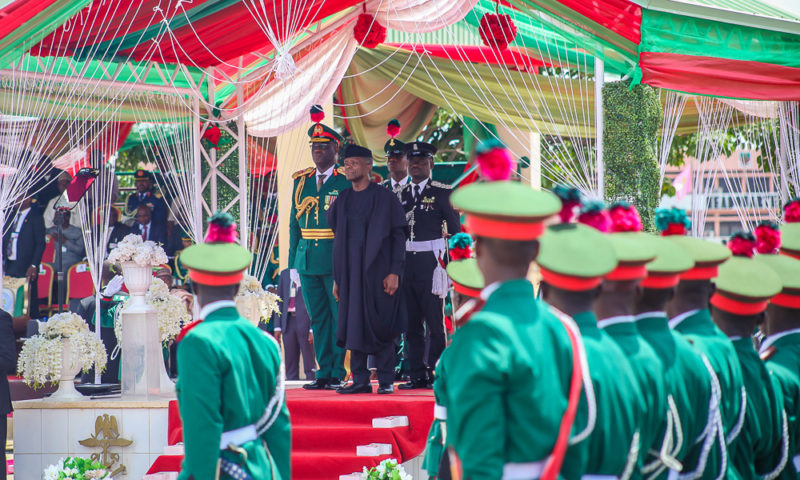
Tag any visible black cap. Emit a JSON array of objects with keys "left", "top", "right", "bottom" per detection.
[
  {"left": 343, "top": 144, "right": 373, "bottom": 159},
  {"left": 405, "top": 142, "right": 437, "bottom": 157},
  {"left": 134, "top": 169, "right": 154, "bottom": 181}
]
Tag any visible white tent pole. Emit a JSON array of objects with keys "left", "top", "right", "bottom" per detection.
[
  {"left": 595, "top": 56, "right": 605, "bottom": 199},
  {"left": 236, "top": 83, "right": 249, "bottom": 247},
  {"left": 193, "top": 95, "right": 203, "bottom": 237}
]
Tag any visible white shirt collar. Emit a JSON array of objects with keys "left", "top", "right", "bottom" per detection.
[
  {"left": 392, "top": 176, "right": 409, "bottom": 189},
  {"left": 668, "top": 309, "right": 701, "bottom": 329},
  {"left": 635, "top": 311, "right": 667, "bottom": 321},
  {"left": 200, "top": 300, "right": 237, "bottom": 319},
  {"left": 480, "top": 281, "right": 502, "bottom": 301},
  {"left": 139, "top": 221, "right": 152, "bottom": 231},
  {"left": 596, "top": 315, "right": 636, "bottom": 330},
  {"left": 411, "top": 177, "right": 429, "bottom": 192},
  {"left": 759, "top": 327, "right": 800, "bottom": 353},
  {"left": 316, "top": 165, "right": 335, "bottom": 182}
]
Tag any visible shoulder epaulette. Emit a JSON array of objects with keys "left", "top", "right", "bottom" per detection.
[
  {"left": 431, "top": 181, "right": 453, "bottom": 190},
  {"left": 154, "top": 191, "right": 162, "bottom": 199},
  {"left": 760, "top": 345, "right": 777, "bottom": 361},
  {"left": 335, "top": 167, "right": 346, "bottom": 176},
  {"left": 292, "top": 167, "right": 315, "bottom": 180}
]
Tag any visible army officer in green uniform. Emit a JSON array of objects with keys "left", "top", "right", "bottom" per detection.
[
  {"left": 442, "top": 177, "right": 591, "bottom": 480},
  {"left": 176, "top": 212, "right": 291, "bottom": 480},
  {"left": 290, "top": 105, "right": 350, "bottom": 390}
]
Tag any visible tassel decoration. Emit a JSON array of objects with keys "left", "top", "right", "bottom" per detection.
[
  {"left": 608, "top": 202, "right": 643, "bottom": 233},
  {"left": 386, "top": 119, "right": 401, "bottom": 138},
  {"left": 353, "top": 13, "right": 386, "bottom": 49},
  {"left": 553, "top": 185, "right": 582, "bottom": 224},
  {"left": 475, "top": 139, "right": 516, "bottom": 181},
  {"left": 577, "top": 201, "right": 610, "bottom": 233},
  {"left": 755, "top": 220, "right": 781, "bottom": 254},
  {"left": 655, "top": 207, "right": 691, "bottom": 236},
  {"left": 784, "top": 198, "right": 800, "bottom": 223},
  {"left": 727, "top": 231, "right": 756, "bottom": 258},
  {"left": 478, "top": 12, "right": 517, "bottom": 50},
  {"left": 310, "top": 105, "right": 324, "bottom": 124},
  {"left": 205, "top": 211, "right": 238, "bottom": 244},
  {"left": 449, "top": 232, "right": 474, "bottom": 260}
]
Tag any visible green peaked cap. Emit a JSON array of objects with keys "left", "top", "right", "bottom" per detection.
[
  {"left": 753, "top": 253, "right": 800, "bottom": 291},
  {"left": 538, "top": 223, "right": 617, "bottom": 278},
  {"left": 605, "top": 232, "right": 656, "bottom": 264},
  {"left": 643, "top": 234, "right": 694, "bottom": 274},
  {"left": 665, "top": 235, "right": 731, "bottom": 267},
  {"left": 446, "top": 259, "right": 484, "bottom": 295},
  {"left": 307, "top": 123, "right": 343, "bottom": 143},
  {"left": 384, "top": 138, "right": 406, "bottom": 155},
  {"left": 782, "top": 223, "right": 800, "bottom": 257},
  {"left": 180, "top": 243, "right": 251, "bottom": 275},
  {"left": 714, "top": 256, "right": 782, "bottom": 300},
  {"left": 450, "top": 182, "right": 561, "bottom": 231}
]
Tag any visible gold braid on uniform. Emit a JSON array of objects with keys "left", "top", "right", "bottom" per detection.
[
  {"left": 295, "top": 197, "right": 319, "bottom": 221},
  {"left": 270, "top": 248, "right": 280, "bottom": 280}
]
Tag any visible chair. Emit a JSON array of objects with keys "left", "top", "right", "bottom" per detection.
[
  {"left": 47, "top": 262, "right": 94, "bottom": 314},
  {"left": 41, "top": 235, "right": 55, "bottom": 264},
  {"left": 37, "top": 264, "right": 54, "bottom": 315}
]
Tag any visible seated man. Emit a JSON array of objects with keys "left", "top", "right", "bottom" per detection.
[
  {"left": 46, "top": 210, "right": 86, "bottom": 273},
  {"left": 133, "top": 205, "right": 168, "bottom": 246}
]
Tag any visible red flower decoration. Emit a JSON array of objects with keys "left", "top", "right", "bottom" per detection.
[
  {"left": 354, "top": 14, "right": 386, "bottom": 49},
  {"left": 728, "top": 235, "right": 755, "bottom": 258},
  {"left": 202, "top": 125, "right": 221, "bottom": 147},
  {"left": 578, "top": 209, "right": 610, "bottom": 233},
  {"left": 450, "top": 246, "right": 472, "bottom": 261},
  {"left": 478, "top": 13, "right": 517, "bottom": 50},
  {"left": 661, "top": 223, "right": 687, "bottom": 236},
  {"left": 785, "top": 199, "right": 800, "bottom": 223}
]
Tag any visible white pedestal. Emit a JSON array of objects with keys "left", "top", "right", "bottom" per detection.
[
  {"left": 121, "top": 307, "right": 164, "bottom": 399},
  {"left": 13, "top": 396, "right": 174, "bottom": 480}
]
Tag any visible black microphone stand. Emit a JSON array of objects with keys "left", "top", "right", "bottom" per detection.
[{"left": 52, "top": 207, "right": 68, "bottom": 313}]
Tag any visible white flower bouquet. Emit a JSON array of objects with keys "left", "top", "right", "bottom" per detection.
[
  {"left": 43, "top": 456, "right": 111, "bottom": 480},
  {"left": 17, "top": 313, "right": 107, "bottom": 389},
  {"left": 114, "top": 278, "right": 192, "bottom": 345},
  {"left": 236, "top": 274, "right": 281, "bottom": 325},
  {"left": 362, "top": 459, "right": 412, "bottom": 480},
  {"left": 107, "top": 233, "right": 168, "bottom": 266}
]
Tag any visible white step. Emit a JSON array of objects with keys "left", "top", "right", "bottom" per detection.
[
  {"left": 356, "top": 442, "right": 393, "bottom": 456},
  {"left": 163, "top": 444, "right": 185, "bottom": 455},
  {"left": 339, "top": 474, "right": 363, "bottom": 480},
  {"left": 372, "top": 416, "right": 409, "bottom": 428}
]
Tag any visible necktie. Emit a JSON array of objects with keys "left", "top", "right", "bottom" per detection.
[
  {"left": 317, "top": 174, "right": 326, "bottom": 192},
  {"left": 142, "top": 225, "right": 148, "bottom": 240},
  {"left": 414, "top": 185, "right": 421, "bottom": 201}
]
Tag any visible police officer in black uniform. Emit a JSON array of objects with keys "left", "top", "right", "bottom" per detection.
[
  {"left": 380, "top": 120, "right": 410, "bottom": 194},
  {"left": 398, "top": 141, "right": 460, "bottom": 389},
  {"left": 126, "top": 169, "right": 168, "bottom": 227}
]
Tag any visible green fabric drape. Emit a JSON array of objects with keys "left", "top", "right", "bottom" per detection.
[
  {"left": 352, "top": 45, "right": 596, "bottom": 138},
  {"left": 461, "top": 117, "right": 496, "bottom": 157},
  {"left": 639, "top": 10, "right": 800, "bottom": 68}
]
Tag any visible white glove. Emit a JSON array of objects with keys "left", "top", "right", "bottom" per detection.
[{"left": 104, "top": 275, "right": 125, "bottom": 297}]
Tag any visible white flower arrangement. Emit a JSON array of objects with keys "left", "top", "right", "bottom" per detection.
[
  {"left": 114, "top": 278, "right": 192, "bottom": 345},
  {"left": 17, "top": 313, "right": 107, "bottom": 389},
  {"left": 236, "top": 274, "right": 281, "bottom": 325},
  {"left": 43, "top": 456, "right": 111, "bottom": 479},
  {"left": 362, "top": 459, "right": 412, "bottom": 480},
  {"left": 107, "top": 233, "right": 168, "bottom": 266}
]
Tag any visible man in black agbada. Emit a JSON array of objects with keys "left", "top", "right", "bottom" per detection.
[{"left": 328, "top": 144, "right": 408, "bottom": 394}]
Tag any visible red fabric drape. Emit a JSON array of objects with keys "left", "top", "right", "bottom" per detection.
[
  {"left": 386, "top": 43, "right": 547, "bottom": 71},
  {"left": 553, "top": 0, "right": 642, "bottom": 44},
  {"left": 64, "top": 122, "right": 134, "bottom": 176},
  {"left": 640, "top": 52, "right": 800, "bottom": 101},
  {"left": 0, "top": 0, "right": 60, "bottom": 39}
]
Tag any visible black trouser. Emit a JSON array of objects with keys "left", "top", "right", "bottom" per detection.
[
  {"left": 403, "top": 252, "right": 445, "bottom": 381},
  {"left": 283, "top": 313, "right": 316, "bottom": 380},
  {"left": 1, "top": 411, "right": 6, "bottom": 480},
  {"left": 351, "top": 343, "right": 395, "bottom": 386}
]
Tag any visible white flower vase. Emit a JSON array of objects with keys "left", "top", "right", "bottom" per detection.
[
  {"left": 122, "top": 262, "right": 153, "bottom": 311},
  {"left": 236, "top": 296, "right": 262, "bottom": 327},
  {"left": 48, "top": 338, "right": 84, "bottom": 401}
]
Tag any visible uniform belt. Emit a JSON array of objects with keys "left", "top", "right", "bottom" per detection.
[
  {"left": 794, "top": 454, "right": 800, "bottom": 471},
  {"left": 433, "top": 404, "right": 447, "bottom": 420},
  {"left": 502, "top": 460, "right": 546, "bottom": 479},
  {"left": 301, "top": 228, "right": 334, "bottom": 239},
  {"left": 220, "top": 424, "right": 258, "bottom": 450},
  {"left": 406, "top": 238, "right": 446, "bottom": 252}
]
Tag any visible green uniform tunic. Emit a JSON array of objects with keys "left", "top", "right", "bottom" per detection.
[
  {"left": 423, "top": 352, "right": 448, "bottom": 479},
  {"left": 572, "top": 311, "right": 643, "bottom": 477},
  {"left": 600, "top": 315, "right": 666, "bottom": 476},
  {"left": 289, "top": 166, "right": 350, "bottom": 380},
  {"left": 439, "top": 280, "right": 588, "bottom": 480},
  {"left": 176, "top": 302, "right": 291, "bottom": 480},
  {"left": 670, "top": 309, "right": 745, "bottom": 458},
  {"left": 730, "top": 337, "right": 788, "bottom": 479},
  {"left": 762, "top": 329, "right": 800, "bottom": 479},
  {"left": 635, "top": 312, "right": 720, "bottom": 479}
]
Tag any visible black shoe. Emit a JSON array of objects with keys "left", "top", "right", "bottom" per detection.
[
  {"left": 336, "top": 383, "right": 372, "bottom": 394},
  {"left": 303, "top": 378, "right": 328, "bottom": 390},
  {"left": 325, "top": 378, "right": 344, "bottom": 390},
  {"left": 377, "top": 384, "right": 394, "bottom": 394},
  {"left": 398, "top": 378, "right": 429, "bottom": 390}
]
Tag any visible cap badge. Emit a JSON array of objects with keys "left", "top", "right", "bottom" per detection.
[{"left": 314, "top": 125, "right": 323, "bottom": 135}]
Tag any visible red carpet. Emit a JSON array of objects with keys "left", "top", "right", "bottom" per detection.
[{"left": 148, "top": 386, "right": 434, "bottom": 479}]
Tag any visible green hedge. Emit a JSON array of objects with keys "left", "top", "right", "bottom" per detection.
[{"left": 603, "top": 80, "right": 662, "bottom": 231}]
